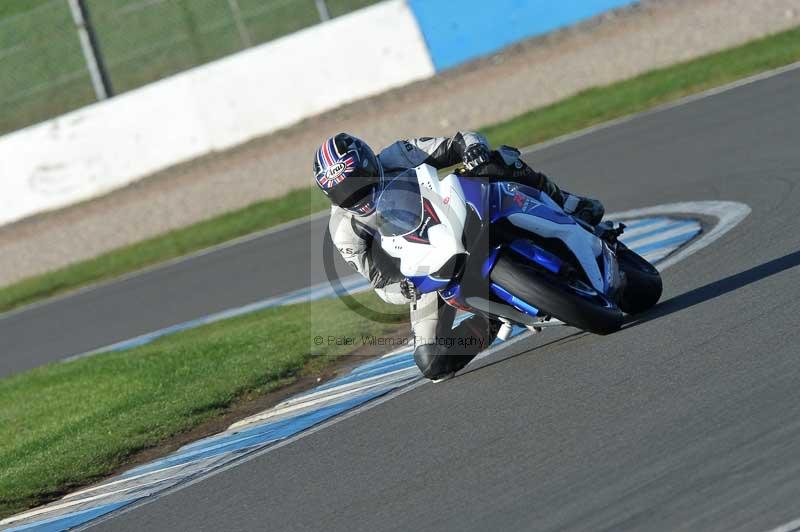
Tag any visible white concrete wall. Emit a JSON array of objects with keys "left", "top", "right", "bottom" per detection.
[{"left": 0, "top": 0, "right": 433, "bottom": 227}]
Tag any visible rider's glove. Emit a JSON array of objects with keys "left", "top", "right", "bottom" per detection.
[
  {"left": 399, "top": 279, "right": 420, "bottom": 302},
  {"left": 463, "top": 143, "right": 490, "bottom": 171}
]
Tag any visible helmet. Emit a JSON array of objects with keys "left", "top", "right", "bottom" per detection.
[{"left": 313, "top": 133, "right": 383, "bottom": 216}]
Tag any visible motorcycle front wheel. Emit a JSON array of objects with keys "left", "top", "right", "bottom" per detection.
[
  {"left": 616, "top": 244, "right": 663, "bottom": 314},
  {"left": 489, "top": 250, "right": 623, "bottom": 335}
]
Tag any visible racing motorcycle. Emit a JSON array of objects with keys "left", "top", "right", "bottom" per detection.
[{"left": 376, "top": 163, "right": 662, "bottom": 338}]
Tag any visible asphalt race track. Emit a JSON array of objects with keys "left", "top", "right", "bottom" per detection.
[
  {"left": 8, "top": 65, "right": 800, "bottom": 531},
  {"left": 0, "top": 212, "right": 356, "bottom": 377},
  {"left": 79, "top": 66, "right": 800, "bottom": 532}
]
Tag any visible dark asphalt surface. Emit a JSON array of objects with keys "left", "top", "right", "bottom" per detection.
[
  {"left": 0, "top": 212, "right": 359, "bottom": 377},
  {"left": 90, "top": 66, "right": 800, "bottom": 531}
]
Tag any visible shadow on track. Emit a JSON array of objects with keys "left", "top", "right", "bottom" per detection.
[
  {"left": 454, "top": 250, "right": 800, "bottom": 378},
  {"left": 625, "top": 249, "right": 800, "bottom": 328},
  {"left": 459, "top": 331, "right": 587, "bottom": 378}
]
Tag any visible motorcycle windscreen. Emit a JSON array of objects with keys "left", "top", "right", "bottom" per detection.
[{"left": 376, "top": 170, "right": 423, "bottom": 237}]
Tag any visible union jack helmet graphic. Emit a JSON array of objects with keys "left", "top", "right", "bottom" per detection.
[{"left": 313, "top": 133, "right": 384, "bottom": 215}]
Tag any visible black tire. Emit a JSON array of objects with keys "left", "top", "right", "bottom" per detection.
[
  {"left": 617, "top": 245, "right": 662, "bottom": 314},
  {"left": 490, "top": 251, "right": 623, "bottom": 335}
]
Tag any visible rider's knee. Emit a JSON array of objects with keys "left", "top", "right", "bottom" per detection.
[
  {"left": 413, "top": 343, "right": 447, "bottom": 379},
  {"left": 413, "top": 343, "right": 479, "bottom": 380}
]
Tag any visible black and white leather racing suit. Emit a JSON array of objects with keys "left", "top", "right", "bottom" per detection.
[{"left": 329, "top": 132, "right": 578, "bottom": 380}]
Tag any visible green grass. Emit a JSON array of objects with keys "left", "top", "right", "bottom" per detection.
[
  {"left": 2, "top": 25, "right": 800, "bottom": 314},
  {"left": 0, "top": 0, "right": 382, "bottom": 135},
  {"left": 482, "top": 25, "right": 800, "bottom": 148},
  {"left": 0, "top": 291, "right": 407, "bottom": 518}
]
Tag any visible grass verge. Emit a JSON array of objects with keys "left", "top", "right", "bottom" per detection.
[
  {"left": 481, "top": 25, "right": 800, "bottom": 147},
  {"left": 0, "top": 291, "right": 408, "bottom": 518},
  {"left": 2, "top": 25, "right": 800, "bottom": 314}
]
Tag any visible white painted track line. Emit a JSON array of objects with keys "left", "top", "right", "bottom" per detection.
[
  {"left": 617, "top": 218, "right": 674, "bottom": 239},
  {"left": 624, "top": 223, "right": 700, "bottom": 249},
  {"left": 612, "top": 201, "right": 751, "bottom": 271},
  {"left": 765, "top": 516, "right": 800, "bottom": 532}
]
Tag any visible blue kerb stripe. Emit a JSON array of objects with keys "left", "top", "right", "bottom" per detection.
[
  {"left": 5, "top": 499, "right": 137, "bottom": 532},
  {"left": 177, "top": 408, "right": 323, "bottom": 454},
  {"left": 131, "top": 352, "right": 417, "bottom": 461},
  {"left": 318, "top": 352, "right": 415, "bottom": 382},
  {"left": 121, "top": 389, "right": 389, "bottom": 479},
  {"left": 622, "top": 220, "right": 700, "bottom": 245},
  {"left": 178, "top": 367, "right": 418, "bottom": 456},
  {"left": 619, "top": 216, "right": 671, "bottom": 231},
  {"left": 124, "top": 430, "right": 281, "bottom": 476},
  {"left": 312, "top": 361, "right": 418, "bottom": 393},
  {"left": 633, "top": 230, "right": 701, "bottom": 255},
  {"left": 346, "top": 352, "right": 415, "bottom": 375}
]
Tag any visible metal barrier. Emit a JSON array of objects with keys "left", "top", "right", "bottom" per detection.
[{"left": 0, "top": 0, "right": 378, "bottom": 136}]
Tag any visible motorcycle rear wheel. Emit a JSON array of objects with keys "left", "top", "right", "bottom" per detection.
[{"left": 490, "top": 251, "right": 623, "bottom": 335}]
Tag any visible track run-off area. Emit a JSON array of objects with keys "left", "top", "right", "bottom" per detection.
[{"left": 2, "top": 63, "right": 800, "bottom": 530}]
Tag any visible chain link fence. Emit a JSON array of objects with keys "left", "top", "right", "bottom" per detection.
[{"left": 0, "top": 0, "right": 379, "bottom": 136}]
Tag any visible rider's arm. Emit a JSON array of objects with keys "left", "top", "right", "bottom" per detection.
[
  {"left": 329, "top": 208, "right": 411, "bottom": 305},
  {"left": 378, "top": 131, "right": 490, "bottom": 171}
]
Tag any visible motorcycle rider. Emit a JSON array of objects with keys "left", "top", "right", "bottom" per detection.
[{"left": 314, "top": 132, "right": 604, "bottom": 380}]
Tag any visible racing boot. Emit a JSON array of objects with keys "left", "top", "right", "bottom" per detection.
[
  {"left": 413, "top": 315, "right": 502, "bottom": 381},
  {"left": 471, "top": 148, "right": 605, "bottom": 227},
  {"left": 521, "top": 169, "right": 604, "bottom": 227}
]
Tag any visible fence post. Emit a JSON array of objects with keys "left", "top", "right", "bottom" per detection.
[
  {"left": 315, "top": 0, "right": 331, "bottom": 22},
  {"left": 67, "top": 0, "right": 113, "bottom": 100},
  {"left": 226, "top": 0, "right": 252, "bottom": 48}
]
